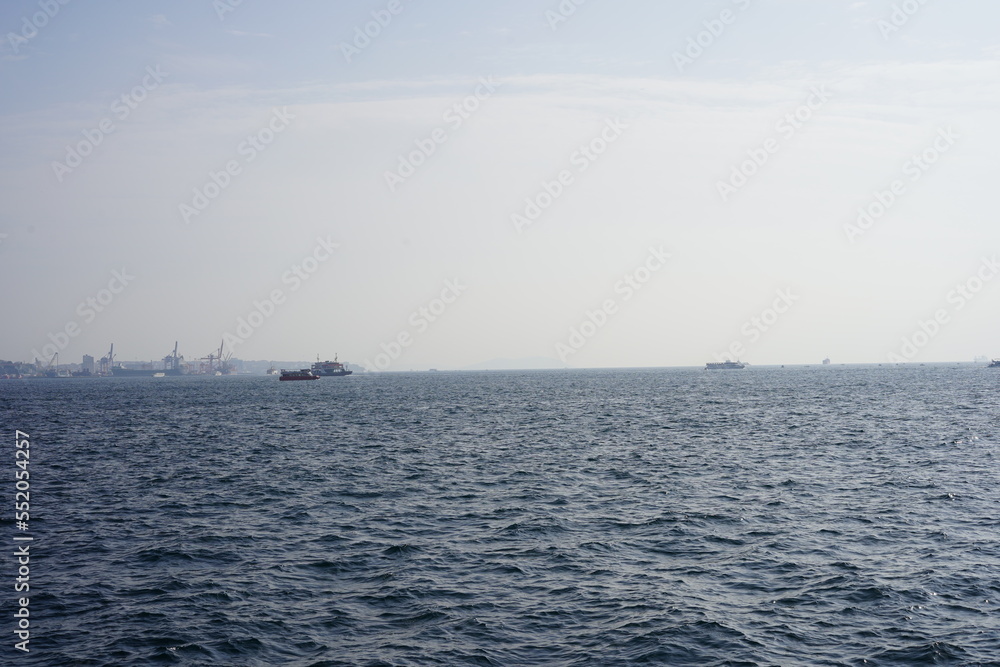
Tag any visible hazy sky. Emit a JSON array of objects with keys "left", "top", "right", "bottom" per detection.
[{"left": 3, "top": 0, "right": 1000, "bottom": 370}]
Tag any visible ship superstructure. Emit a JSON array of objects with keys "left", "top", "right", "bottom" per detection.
[{"left": 311, "top": 354, "right": 353, "bottom": 377}]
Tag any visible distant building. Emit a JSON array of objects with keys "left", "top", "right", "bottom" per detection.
[{"left": 82, "top": 355, "right": 95, "bottom": 374}]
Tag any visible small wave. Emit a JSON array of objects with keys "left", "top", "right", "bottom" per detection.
[{"left": 382, "top": 543, "right": 421, "bottom": 557}]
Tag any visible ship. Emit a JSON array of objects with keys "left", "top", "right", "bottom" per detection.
[
  {"left": 279, "top": 369, "right": 319, "bottom": 381},
  {"left": 706, "top": 360, "right": 745, "bottom": 370},
  {"left": 822, "top": 357, "right": 831, "bottom": 365},
  {"left": 311, "top": 355, "right": 353, "bottom": 377},
  {"left": 110, "top": 342, "right": 185, "bottom": 377},
  {"left": 111, "top": 365, "right": 184, "bottom": 377},
  {"left": 989, "top": 359, "right": 1000, "bottom": 368}
]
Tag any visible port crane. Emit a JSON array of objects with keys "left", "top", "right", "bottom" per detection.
[
  {"left": 98, "top": 344, "right": 115, "bottom": 376},
  {"left": 200, "top": 339, "right": 232, "bottom": 374},
  {"left": 162, "top": 341, "right": 183, "bottom": 373},
  {"left": 42, "top": 352, "right": 60, "bottom": 378}
]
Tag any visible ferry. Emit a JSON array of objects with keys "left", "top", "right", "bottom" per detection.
[
  {"left": 311, "top": 355, "right": 353, "bottom": 377},
  {"left": 279, "top": 369, "right": 319, "bottom": 381},
  {"left": 706, "top": 360, "right": 745, "bottom": 370},
  {"left": 989, "top": 359, "right": 1000, "bottom": 368}
]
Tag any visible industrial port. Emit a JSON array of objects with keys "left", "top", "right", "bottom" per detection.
[{"left": 0, "top": 342, "right": 357, "bottom": 379}]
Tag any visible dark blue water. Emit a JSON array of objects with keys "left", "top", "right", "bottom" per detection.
[{"left": 2, "top": 366, "right": 999, "bottom": 665}]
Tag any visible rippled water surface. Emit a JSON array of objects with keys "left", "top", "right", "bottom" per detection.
[{"left": 3, "top": 366, "right": 1000, "bottom": 665}]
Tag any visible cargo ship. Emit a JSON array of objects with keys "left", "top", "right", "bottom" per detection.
[
  {"left": 110, "top": 342, "right": 185, "bottom": 377},
  {"left": 111, "top": 365, "right": 184, "bottom": 377},
  {"left": 311, "top": 355, "right": 353, "bottom": 377}
]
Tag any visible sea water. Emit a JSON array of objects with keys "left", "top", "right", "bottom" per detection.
[{"left": 2, "top": 365, "right": 998, "bottom": 665}]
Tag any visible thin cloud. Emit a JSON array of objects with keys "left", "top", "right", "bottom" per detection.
[{"left": 226, "top": 29, "right": 273, "bottom": 38}]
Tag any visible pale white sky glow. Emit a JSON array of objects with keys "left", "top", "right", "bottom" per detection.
[{"left": 3, "top": 1, "right": 1000, "bottom": 369}]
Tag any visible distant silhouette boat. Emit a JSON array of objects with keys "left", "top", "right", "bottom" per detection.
[{"left": 989, "top": 360, "right": 1000, "bottom": 368}]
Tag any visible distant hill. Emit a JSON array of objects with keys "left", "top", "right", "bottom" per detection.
[{"left": 461, "top": 357, "right": 567, "bottom": 371}]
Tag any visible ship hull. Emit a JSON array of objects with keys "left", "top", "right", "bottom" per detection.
[
  {"left": 705, "top": 361, "right": 745, "bottom": 370},
  {"left": 111, "top": 368, "right": 184, "bottom": 377},
  {"left": 279, "top": 373, "right": 319, "bottom": 381}
]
